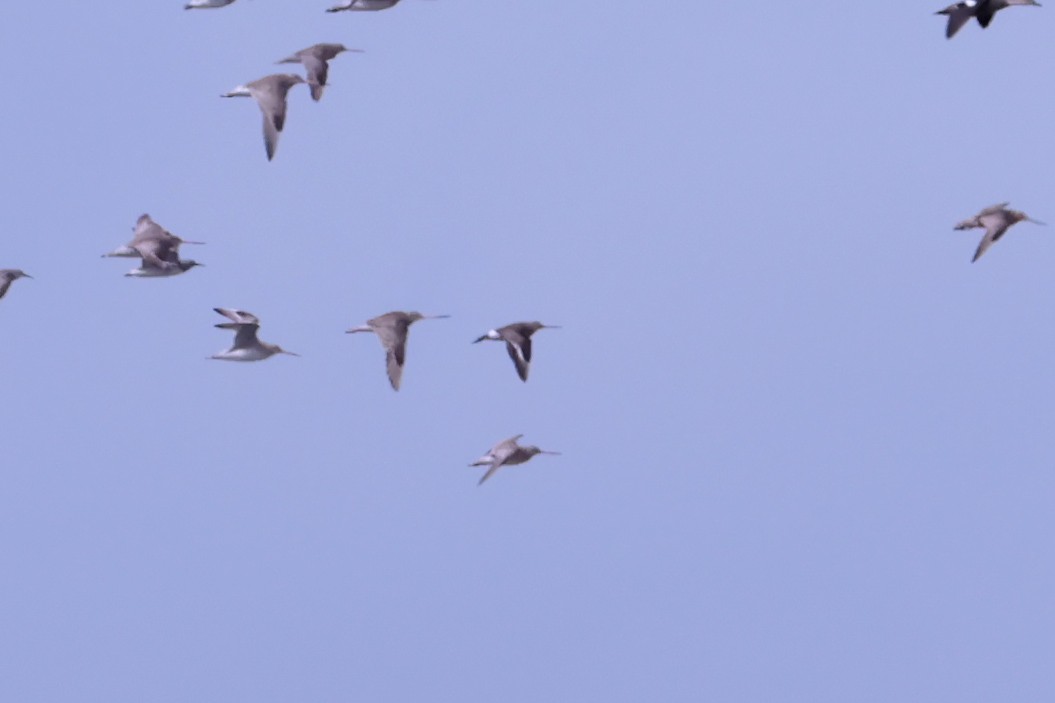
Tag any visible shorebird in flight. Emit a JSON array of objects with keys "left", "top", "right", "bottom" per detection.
[
  {"left": 103, "top": 213, "right": 204, "bottom": 258},
  {"left": 210, "top": 308, "right": 299, "bottom": 361},
  {"left": 277, "top": 44, "right": 363, "bottom": 102},
  {"left": 0, "top": 270, "right": 32, "bottom": 300},
  {"left": 473, "top": 321, "right": 560, "bottom": 382},
  {"left": 936, "top": 0, "right": 1041, "bottom": 39},
  {"left": 185, "top": 0, "right": 238, "bottom": 8},
  {"left": 345, "top": 311, "right": 449, "bottom": 390},
  {"left": 470, "top": 434, "right": 561, "bottom": 486},
  {"left": 117, "top": 217, "right": 204, "bottom": 277},
  {"left": 222, "top": 74, "right": 306, "bottom": 161},
  {"left": 953, "top": 202, "right": 1045, "bottom": 262},
  {"left": 326, "top": 0, "right": 403, "bottom": 12}
]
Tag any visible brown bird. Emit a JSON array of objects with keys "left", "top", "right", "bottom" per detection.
[
  {"left": 0, "top": 269, "right": 32, "bottom": 300},
  {"left": 222, "top": 74, "right": 306, "bottom": 161},
  {"left": 276, "top": 43, "right": 363, "bottom": 102},
  {"left": 346, "top": 311, "right": 449, "bottom": 390},
  {"left": 470, "top": 434, "right": 561, "bottom": 486},
  {"left": 936, "top": 0, "right": 1042, "bottom": 39},
  {"left": 473, "top": 321, "right": 560, "bottom": 382},
  {"left": 953, "top": 202, "right": 1045, "bottom": 262}
]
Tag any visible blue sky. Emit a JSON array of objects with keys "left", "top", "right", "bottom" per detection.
[{"left": 1, "top": 2, "right": 1053, "bottom": 701}]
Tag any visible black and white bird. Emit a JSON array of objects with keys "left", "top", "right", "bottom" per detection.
[{"left": 936, "top": 0, "right": 1041, "bottom": 39}]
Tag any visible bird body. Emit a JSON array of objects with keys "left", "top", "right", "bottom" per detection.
[
  {"left": 470, "top": 434, "right": 560, "bottom": 485},
  {"left": 936, "top": 0, "right": 1041, "bottom": 38},
  {"left": 953, "top": 202, "right": 1045, "bottom": 262},
  {"left": 210, "top": 308, "right": 298, "bottom": 361},
  {"left": 222, "top": 74, "right": 306, "bottom": 161},
  {"left": 346, "top": 310, "right": 449, "bottom": 390},
  {"left": 0, "top": 269, "right": 32, "bottom": 300},
  {"left": 473, "top": 321, "right": 559, "bottom": 382},
  {"left": 277, "top": 43, "right": 362, "bottom": 102}
]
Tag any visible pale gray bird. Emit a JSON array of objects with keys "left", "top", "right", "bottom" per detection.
[
  {"left": 936, "top": 0, "right": 1041, "bottom": 39},
  {"left": 210, "top": 308, "right": 299, "bottom": 361},
  {"left": 345, "top": 311, "right": 449, "bottom": 390},
  {"left": 185, "top": 0, "right": 238, "bottom": 8},
  {"left": 0, "top": 269, "right": 32, "bottom": 300},
  {"left": 102, "top": 214, "right": 204, "bottom": 259},
  {"left": 470, "top": 434, "right": 561, "bottom": 486},
  {"left": 953, "top": 202, "right": 1045, "bottom": 262},
  {"left": 277, "top": 44, "right": 363, "bottom": 102},
  {"left": 326, "top": 0, "right": 402, "bottom": 11},
  {"left": 473, "top": 321, "right": 560, "bottom": 382},
  {"left": 222, "top": 74, "right": 306, "bottom": 161}
]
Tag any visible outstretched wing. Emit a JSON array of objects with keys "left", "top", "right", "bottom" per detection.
[
  {"left": 505, "top": 340, "right": 530, "bottom": 382},
  {"left": 302, "top": 55, "right": 329, "bottom": 101},
  {"left": 972, "top": 227, "right": 1004, "bottom": 263},
  {"left": 214, "top": 308, "right": 260, "bottom": 324},
  {"left": 216, "top": 321, "right": 261, "bottom": 349},
  {"left": 477, "top": 460, "right": 505, "bottom": 486},
  {"left": 945, "top": 7, "right": 974, "bottom": 38},
  {"left": 376, "top": 321, "right": 409, "bottom": 390}
]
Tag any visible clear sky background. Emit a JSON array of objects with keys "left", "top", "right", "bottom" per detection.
[{"left": 1, "top": 2, "right": 1053, "bottom": 701}]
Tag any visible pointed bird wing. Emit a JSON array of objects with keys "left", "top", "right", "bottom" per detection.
[
  {"left": 505, "top": 340, "right": 530, "bottom": 381},
  {"left": 0, "top": 275, "right": 13, "bottom": 300},
  {"left": 971, "top": 210, "right": 1013, "bottom": 261},
  {"left": 477, "top": 460, "right": 505, "bottom": 486},
  {"left": 375, "top": 322, "right": 409, "bottom": 390},
  {"left": 477, "top": 437, "right": 523, "bottom": 485},
  {"left": 132, "top": 238, "right": 173, "bottom": 269},
  {"left": 132, "top": 215, "right": 167, "bottom": 242},
  {"left": 301, "top": 55, "right": 330, "bottom": 101},
  {"left": 261, "top": 106, "right": 284, "bottom": 161},
  {"left": 251, "top": 82, "right": 290, "bottom": 161},
  {"left": 972, "top": 224, "right": 1008, "bottom": 262},
  {"left": 216, "top": 321, "right": 261, "bottom": 348},
  {"left": 233, "top": 323, "right": 260, "bottom": 349},
  {"left": 493, "top": 435, "right": 523, "bottom": 454},
  {"left": 214, "top": 308, "right": 260, "bottom": 325},
  {"left": 976, "top": 5, "right": 995, "bottom": 27},
  {"left": 978, "top": 202, "right": 1011, "bottom": 217},
  {"left": 944, "top": 6, "right": 975, "bottom": 37}
]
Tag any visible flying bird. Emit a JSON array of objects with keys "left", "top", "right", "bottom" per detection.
[
  {"left": 953, "top": 203, "right": 1045, "bottom": 262},
  {"left": 210, "top": 308, "right": 299, "bottom": 361},
  {"left": 326, "top": 0, "right": 403, "bottom": 11},
  {"left": 115, "top": 216, "right": 204, "bottom": 277},
  {"left": 222, "top": 74, "right": 306, "bottom": 161},
  {"left": 277, "top": 43, "right": 363, "bottom": 102},
  {"left": 936, "top": 0, "right": 1041, "bottom": 39},
  {"left": 470, "top": 434, "right": 561, "bottom": 486},
  {"left": 184, "top": 0, "right": 238, "bottom": 8},
  {"left": 0, "top": 270, "right": 32, "bottom": 300},
  {"left": 473, "top": 321, "right": 560, "bottom": 382},
  {"left": 345, "top": 311, "right": 449, "bottom": 390},
  {"left": 102, "top": 214, "right": 205, "bottom": 259}
]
